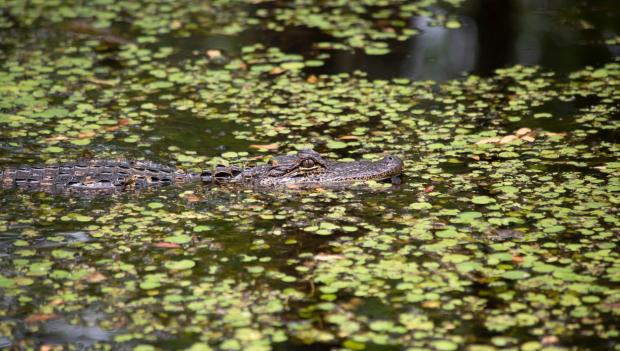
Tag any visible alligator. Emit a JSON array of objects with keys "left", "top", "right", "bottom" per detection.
[{"left": 0, "top": 149, "right": 404, "bottom": 194}]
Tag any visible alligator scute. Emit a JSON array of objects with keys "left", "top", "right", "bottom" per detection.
[{"left": 0, "top": 149, "right": 404, "bottom": 194}]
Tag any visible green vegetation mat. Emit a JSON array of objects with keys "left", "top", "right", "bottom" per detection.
[{"left": 0, "top": 0, "right": 618, "bottom": 350}]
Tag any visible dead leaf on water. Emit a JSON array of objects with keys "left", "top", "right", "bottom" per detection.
[
  {"left": 153, "top": 242, "right": 182, "bottom": 249},
  {"left": 206, "top": 49, "right": 222, "bottom": 59},
  {"left": 44, "top": 135, "right": 69, "bottom": 142},
  {"left": 250, "top": 143, "right": 279, "bottom": 151},
  {"left": 476, "top": 128, "right": 537, "bottom": 145},
  {"left": 269, "top": 67, "right": 285, "bottom": 75},
  {"left": 79, "top": 131, "right": 96, "bottom": 139},
  {"left": 314, "top": 253, "right": 345, "bottom": 261},
  {"left": 25, "top": 313, "right": 58, "bottom": 324},
  {"left": 86, "top": 271, "right": 107, "bottom": 283}
]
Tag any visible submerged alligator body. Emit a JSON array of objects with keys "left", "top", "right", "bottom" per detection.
[{"left": 0, "top": 150, "right": 404, "bottom": 194}]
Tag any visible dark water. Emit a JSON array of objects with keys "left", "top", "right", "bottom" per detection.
[
  {"left": 342, "top": 0, "right": 620, "bottom": 81},
  {"left": 320, "top": 0, "right": 620, "bottom": 81},
  {"left": 162, "top": 0, "right": 620, "bottom": 82}
]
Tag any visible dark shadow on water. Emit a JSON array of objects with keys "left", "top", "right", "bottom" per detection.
[
  {"left": 265, "top": 0, "right": 620, "bottom": 82},
  {"left": 146, "top": 110, "right": 251, "bottom": 158},
  {"left": 159, "top": 0, "right": 619, "bottom": 82}
]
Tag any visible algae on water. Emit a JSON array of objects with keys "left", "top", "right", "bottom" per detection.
[{"left": 0, "top": 0, "right": 619, "bottom": 350}]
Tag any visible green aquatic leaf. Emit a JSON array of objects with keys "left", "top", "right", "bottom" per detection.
[
  {"left": 432, "top": 340, "right": 458, "bottom": 351},
  {"left": 193, "top": 225, "right": 212, "bottom": 232},
  {"left": 326, "top": 140, "right": 348, "bottom": 149},
  {"left": 501, "top": 270, "right": 530, "bottom": 280},
  {"left": 44, "top": 146, "right": 65, "bottom": 153},
  {"left": 186, "top": 343, "right": 213, "bottom": 351},
  {"left": 281, "top": 62, "right": 305, "bottom": 70},
  {"left": 70, "top": 138, "right": 91, "bottom": 146},
  {"left": 61, "top": 213, "right": 93, "bottom": 222},
  {"left": 364, "top": 46, "right": 390, "bottom": 55},
  {"left": 165, "top": 259, "right": 195, "bottom": 270},
  {"left": 409, "top": 202, "right": 432, "bottom": 210},
  {"left": 471, "top": 196, "right": 496, "bottom": 204},
  {"left": 164, "top": 234, "right": 192, "bottom": 244},
  {"left": 445, "top": 20, "right": 461, "bottom": 29},
  {"left": 147, "top": 202, "right": 164, "bottom": 209},
  {"left": 51, "top": 249, "right": 75, "bottom": 259},
  {"left": 0, "top": 276, "right": 16, "bottom": 288}
]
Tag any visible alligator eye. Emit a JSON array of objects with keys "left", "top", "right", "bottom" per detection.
[{"left": 300, "top": 159, "right": 315, "bottom": 168}]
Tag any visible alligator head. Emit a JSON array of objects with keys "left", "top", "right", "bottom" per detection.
[{"left": 201, "top": 149, "right": 404, "bottom": 187}]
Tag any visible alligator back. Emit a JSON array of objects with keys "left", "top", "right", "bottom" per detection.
[{"left": 0, "top": 160, "right": 199, "bottom": 193}]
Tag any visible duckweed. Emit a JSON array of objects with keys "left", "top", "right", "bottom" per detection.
[{"left": 1, "top": 0, "right": 619, "bottom": 350}]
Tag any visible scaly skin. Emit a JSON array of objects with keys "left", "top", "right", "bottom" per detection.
[
  {"left": 0, "top": 160, "right": 197, "bottom": 193},
  {"left": 214, "top": 149, "right": 404, "bottom": 187},
  {"left": 0, "top": 149, "right": 404, "bottom": 194}
]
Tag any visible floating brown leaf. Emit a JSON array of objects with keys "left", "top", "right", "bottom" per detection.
[{"left": 250, "top": 143, "right": 279, "bottom": 150}]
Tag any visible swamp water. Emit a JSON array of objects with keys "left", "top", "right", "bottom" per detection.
[{"left": 0, "top": 0, "right": 619, "bottom": 350}]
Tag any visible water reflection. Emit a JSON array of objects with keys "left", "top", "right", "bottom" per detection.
[
  {"left": 169, "top": 0, "right": 618, "bottom": 82},
  {"left": 318, "top": 0, "right": 619, "bottom": 81},
  {"left": 403, "top": 16, "right": 478, "bottom": 81},
  {"left": 39, "top": 318, "right": 114, "bottom": 345},
  {"left": 0, "top": 336, "right": 11, "bottom": 348}
]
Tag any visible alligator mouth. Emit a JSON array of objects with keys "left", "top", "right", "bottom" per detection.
[
  {"left": 329, "top": 156, "right": 403, "bottom": 182},
  {"left": 263, "top": 154, "right": 405, "bottom": 186}
]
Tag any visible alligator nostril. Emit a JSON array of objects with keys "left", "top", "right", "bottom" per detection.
[{"left": 386, "top": 156, "right": 394, "bottom": 161}]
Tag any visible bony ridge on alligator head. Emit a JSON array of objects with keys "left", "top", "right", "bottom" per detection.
[
  {"left": 246, "top": 149, "right": 404, "bottom": 187},
  {"left": 199, "top": 148, "right": 404, "bottom": 186},
  {"left": 266, "top": 149, "right": 328, "bottom": 178}
]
